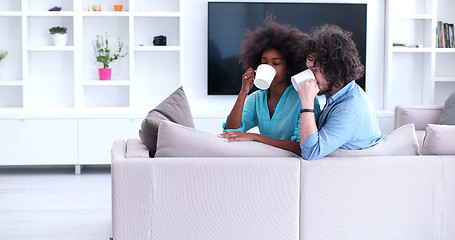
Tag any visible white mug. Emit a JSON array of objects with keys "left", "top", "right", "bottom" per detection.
[
  {"left": 253, "top": 64, "right": 276, "bottom": 90},
  {"left": 291, "top": 69, "right": 315, "bottom": 91}
]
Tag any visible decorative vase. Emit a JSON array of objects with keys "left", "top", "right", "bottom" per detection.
[
  {"left": 99, "top": 68, "right": 111, "bottom": 80},
  {"left": 52, "top": 33, "right": 68, "bottom": 47},
  {"left": 114, "top": 5, "right": 122, "bottom": 11}
]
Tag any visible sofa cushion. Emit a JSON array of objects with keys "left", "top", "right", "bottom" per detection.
[
  {"left": 438, "top": 91, "right": 455, "bottom": 125},
  {"left": 139, "top": 86, "right": 194, "bottom": 157},
  {"left": 155, "top": 120, "right": 298, "bottom": 158},
  {"left": 327, "top": 123, "right": 419, "bottom": 157},
  {"left": 422, "top": 124, "right": 455, "bottom": 155}
]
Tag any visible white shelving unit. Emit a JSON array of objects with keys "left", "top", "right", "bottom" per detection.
[
  {"left": 385, "top": 0, "right": 455, "bottom": 109},
  {"left": 0, "top": 0, "right": 183, "bottom": 173}
]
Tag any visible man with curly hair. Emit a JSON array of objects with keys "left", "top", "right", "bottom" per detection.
[
  {"left": 297, "top": 24, "right": 384, "bottom": 160},
  {"left": 219, "top": 15, "right": 321, "bottom": 156}
]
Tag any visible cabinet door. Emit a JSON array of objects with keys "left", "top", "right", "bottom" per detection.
[
  {"left": 78, "top": 118, "right": 143, "bottom": 164},
  {"left": 0, "top": 119, "right": 78, "bottom": 165}
]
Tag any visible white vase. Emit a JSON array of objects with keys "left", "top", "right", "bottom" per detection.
[{"left": 52, "top": 33, "right": 68, "bottom": 47}]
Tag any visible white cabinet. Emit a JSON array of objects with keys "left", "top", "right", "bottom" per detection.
[
  {"left": 0, "top": 119, "right": 78, "bottom": 165},
  {"left": 0, "top": 0, "right": 183, "bottom": 170},
  {"left": 386, "top": 0, "right": 455, "bottom": 109}
]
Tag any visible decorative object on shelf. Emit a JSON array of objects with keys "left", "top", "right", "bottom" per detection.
[
  {"left": 0, "top": 50, "right": 7, "bottom": 63},
  {"left": 48, "top": 6, "right": 62, "bottom": 11},
  {"left": 93, "top": 4, "right": 101, "bottom": 11},
  {"left": 436, "top": 21, "right": 455, "bottom": 48},
  {"left": 92, "top": 32, "right": 128, "bottom": 80},
  {"left": 49, "top": 26, "right": 68, "bottom": 47},
  {"left": 114, "top": 5, "right": 123, "bottom": 11},
  {"left": 153, "top": 35, "right": 167, "bottom": 46},
  {"left": 0, "top": 50, "right": 7, "bottom": 74}
]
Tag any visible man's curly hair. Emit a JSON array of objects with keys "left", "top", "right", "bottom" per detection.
[
  {"left": 306, "top": 24, "right": 364, "bottom": 89},
  {"left": 239, "top": 14, "right": 309, "bottom": 83}
]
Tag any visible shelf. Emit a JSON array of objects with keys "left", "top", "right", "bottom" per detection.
[
  {"left": 134, "top": 46, "right": 181, "bottom": 51},
  {"left": 0, "top": 11, "right": 22, "bottom": 16},
  {"left": 0, "top": 81, "right": 23, "bottom": 86},
  {"left": 434, "top": 76, "right": 455, "bottom": 82},
  {"left": 82, "top": 80, "right": 130, "bottom": 86},
  {"left": 434, "top": 48, "right": 455, "bottom": 53},
  {"left": 28, "top": 46, "right": 74, "bottom": 51},
  {"left": 391, "top": 47, "right": 432, "bottom": 53},
  {"left": 82, "top": 11, "right": 130, "bottom": 17},
  {"left": 133, "top": 11, "right": 180, "bottom": 17},
  {"left": 392, "top": 13, "right": 433, "bottom": 20},
  {"left": 26, "top": 11, "right": 74, "bottom": 16}
]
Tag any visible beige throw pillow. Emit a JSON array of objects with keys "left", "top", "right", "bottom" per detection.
[
  {"left": 327, "top": 123, "right": 420, "bottom": 157},
  {"left": 421, "top": 124, "right": 455, "bottom": 155},
  {"left": 155, "top": 121, "right": 298, "bottom": 158},
  {"left": 139, "top": 86, "right": 194, "bottom": 157}
]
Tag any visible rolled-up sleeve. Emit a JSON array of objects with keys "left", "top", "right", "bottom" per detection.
[
  {"left": 222, "top": 94, "right": 258, "bottom": 132},
  {"left": 300, "top": 108, "right": 358, "bottom": 160}
]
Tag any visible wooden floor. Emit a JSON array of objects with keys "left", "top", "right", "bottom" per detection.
[{"left": 0, "top": 166, "right": 112, "bottom": 240}]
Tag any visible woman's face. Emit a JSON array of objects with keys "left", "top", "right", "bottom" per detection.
[{"left": 260, "top": 48, "right": 288, "bottom": 87}]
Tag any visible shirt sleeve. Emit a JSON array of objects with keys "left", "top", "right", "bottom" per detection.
[
  {"left": 300, "top": 107, "right": 359, "bottom": 160},
  {"left": 222, "top": 94, "right": 258, "bottom": 133}
]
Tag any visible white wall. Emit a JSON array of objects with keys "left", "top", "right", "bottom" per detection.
[{"left": 183, "top": 0, "right": 393, "bottom": 133}]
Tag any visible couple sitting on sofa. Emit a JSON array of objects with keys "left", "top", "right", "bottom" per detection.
[{"left": 219, "top": 15, "right": 384, "bottom": 160}]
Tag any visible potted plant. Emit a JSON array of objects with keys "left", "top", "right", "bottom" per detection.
[
  {"left": 0, "top": 50, "right": 7, "bottom": 74},
  {"left": 92, "top": 32, "right": 128, "bottom": 80},
  {"left": 49, "top": 26, "right": 68, "bottom": 46},
  {"left": 0, "top": 50, "right": 7, "bottom": 63}
]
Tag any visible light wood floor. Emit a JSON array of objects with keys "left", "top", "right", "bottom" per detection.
[{"left": 0, "top": 166, "right": 112, "bottom": 240}]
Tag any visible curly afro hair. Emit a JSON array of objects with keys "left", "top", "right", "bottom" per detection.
[
  {"left": 239, "top": 14, "right": 309, "bottom": 82},
  {"left": 306, "top": 24, "right": 364, "bottom": 89}
]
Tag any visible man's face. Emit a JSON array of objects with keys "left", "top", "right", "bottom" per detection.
[{"left": 306, "top": 54, "right": 330, "bottom": 95}]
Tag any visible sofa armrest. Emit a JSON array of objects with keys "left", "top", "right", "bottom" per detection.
[
  {"left": 111, "top": 154, "right": 301, "bottom": 240},
  {"left": 125, "top": 139, "right": 149, "bottom": 158},
  {"left": 394, "top": 105, "right": 443, "bottom": 131},
  {"left": 300, "top": 156, "right": 444, "bottom": 240}
]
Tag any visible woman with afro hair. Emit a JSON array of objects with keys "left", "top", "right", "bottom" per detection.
[{"left": 219, "top": 14, "right": 321, "bottom": 156}]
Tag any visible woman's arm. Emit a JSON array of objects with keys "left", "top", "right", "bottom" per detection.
[
  {"left": 219, "top": 131, "right": 301, "bottom": 156},
  {"left": 224, "top": 68, "right": 255, "bottom": 129}
]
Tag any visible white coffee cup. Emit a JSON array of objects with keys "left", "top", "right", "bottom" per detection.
[
  {"left": 253, "top": 64, "right": 276, "bottom": 90},
  {"left": 291, "top": 69, "right": 315, "bottom": 91}
]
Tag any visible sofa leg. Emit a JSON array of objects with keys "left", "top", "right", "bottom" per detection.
[{"left": 75, "top": 164, "right": 82, "bottom": 175}]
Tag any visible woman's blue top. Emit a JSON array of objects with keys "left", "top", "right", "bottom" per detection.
[{"left": 223, "top": 85, "right": 321, "bottom": 142}]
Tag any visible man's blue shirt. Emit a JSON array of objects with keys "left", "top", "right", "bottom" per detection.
[{"left": 300, "top": 81, "right": 384, "bottom": 160}]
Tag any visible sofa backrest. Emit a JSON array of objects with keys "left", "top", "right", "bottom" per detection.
[
  {"left": 394, "top": 105, "right": 443, "bottom": 148},
  {"left": 394, "top": 105, "right": 443, "bottom": 130}
]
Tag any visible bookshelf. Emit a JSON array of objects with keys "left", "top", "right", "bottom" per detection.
[
  {"left": 385, "top": 0, "right": 455, "bottom": 109},
  {"left": 0, "top": 0, "right": 183, "bottom": 173}
]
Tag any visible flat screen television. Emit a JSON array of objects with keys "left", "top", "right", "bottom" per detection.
[{"left": 208, "top": 2, "right": 367, "bottom": 95}]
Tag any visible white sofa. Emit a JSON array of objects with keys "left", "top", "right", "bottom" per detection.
[{"left": 111, "top": 106, "right": 455, "bottom": 240}]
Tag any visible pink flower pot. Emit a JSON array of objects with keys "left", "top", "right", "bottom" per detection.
[{"left": 99, "top": 68, "right": 111, "bottom": 80}]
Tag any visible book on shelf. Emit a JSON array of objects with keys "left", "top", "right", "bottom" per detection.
[{"left": 436, "top": 21, "right": 455, "bottom": 48}]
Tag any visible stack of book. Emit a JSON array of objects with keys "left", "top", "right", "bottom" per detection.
[{"left": 437, "top": 21, "right": 454, "bottom": 48}]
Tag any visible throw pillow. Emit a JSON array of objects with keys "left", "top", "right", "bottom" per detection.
[
  {"left": 327, "top": 123, "right": 420, "bottom": 157},
  {"left": 155, "top": 120, "right": 298, "bottom": 158},
  {"left": 438, "top": 91, "right": 455, "bottom": 125},
  {"left": 140, "top": 86, "right": 194, "bottom": 157},
  {"left": 421, "top": 124, "right": 455, "bottom": 155}
]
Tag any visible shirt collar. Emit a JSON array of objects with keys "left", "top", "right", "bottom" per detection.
[{"left": 326, "top": 81, "right": 356, "bottom": 105}]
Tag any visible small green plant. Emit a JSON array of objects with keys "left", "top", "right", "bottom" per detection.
[
  {"left": 49, "top": 26, "right": 67, "bottom": 34},
  {"left": 92, "top": 33, "right": 128, "bottom": 69},
  {"left": 0, "top": 50, "right": 7, "bottom": 62}
]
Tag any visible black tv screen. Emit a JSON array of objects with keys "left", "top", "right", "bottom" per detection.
[{"left": 208, "top": 2, "right": 367, "bottom": 95}]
